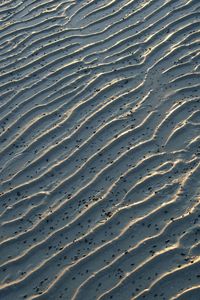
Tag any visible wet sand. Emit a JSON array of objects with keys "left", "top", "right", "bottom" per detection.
[{"left": 0, "top": 0, "right": 200, "bottom": 299}]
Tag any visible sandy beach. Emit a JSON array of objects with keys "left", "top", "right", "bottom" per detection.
[{"left": 0, "top": 0, "right": 200, "bottom": 299}]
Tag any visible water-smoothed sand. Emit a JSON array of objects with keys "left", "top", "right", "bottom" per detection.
[{"left": 0, "top": 0, "right": 200, "bottom": 299}]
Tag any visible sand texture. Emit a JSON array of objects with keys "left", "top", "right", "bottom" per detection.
[{"left": 0, "top": 0, "right": 200, "bottom": 299}]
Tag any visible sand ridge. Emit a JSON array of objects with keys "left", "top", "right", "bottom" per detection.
[{"left": 0, "top": 0, "right": 200, "bottom": 299}]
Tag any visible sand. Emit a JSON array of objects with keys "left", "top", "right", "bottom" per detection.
[{"left": 0, "top": 0, "right": 200, "bottom": 299}]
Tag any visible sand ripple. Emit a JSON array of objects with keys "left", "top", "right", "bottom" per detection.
[{"left": 0, "top": 0, "right": 200, "bottom": 299}]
